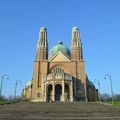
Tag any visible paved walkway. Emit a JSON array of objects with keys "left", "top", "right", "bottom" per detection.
[{"left": 0, "top": 101, "right": 120, "bottom": 120}]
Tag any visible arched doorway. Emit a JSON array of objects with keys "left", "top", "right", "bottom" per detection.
[
  {"left": 65, "top": 84, "right": 70, "bottom": 101},
  {"left": 55, "top": 84, "right": 62, "bottom": 101},
  {"left": 47, "top": 84, "right": 53, "bottom": 102}
]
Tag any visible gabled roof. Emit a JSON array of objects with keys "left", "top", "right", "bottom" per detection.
[{"left": 49, "top": 51, "right": 71, "bottom": 62}]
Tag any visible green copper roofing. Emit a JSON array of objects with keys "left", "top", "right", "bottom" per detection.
[
  {"left": 40, "top": 27, "right": 46, "bottom": 31},
  {"left": 50, "top": 41, "right": 70, "bottom": 57},
  {"left": 26, "top": 80, "right": 31, "bottom": 87},
  {"left": 86, "top": 75, "right": 95, "bottom": 88},
  {"left": 72, "top": 26, "right": 79, "bottom": 31},
  {"left": 88, "top": 80, "right": 94, "bottom": 88}
]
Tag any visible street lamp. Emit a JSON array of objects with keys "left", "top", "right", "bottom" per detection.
[
  {"left": 94, "top": 79, "right": 101, "bottom": 102},
  {"left": 0, "top": 74, "right": 9, "bottom": 97},
  {"left": 104, "top": 74, "right": 114, "bottom": 105},
  {"left": 14, "top": 80, "right": 22, "bottom": 101}
]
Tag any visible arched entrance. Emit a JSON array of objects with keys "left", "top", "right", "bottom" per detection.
[
  {"left": 65, "top": 84, "right": 70, "bottom": 101},
  {"left": 47, "top": 84, "right": 53, "bottom": 102},
  {"left": 55, "top": 84, "right": 62, "bottom": 101}
]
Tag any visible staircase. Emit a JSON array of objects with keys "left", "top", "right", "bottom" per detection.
[{"left": 0, "top": 101, "right": 120, "bottom": 120}]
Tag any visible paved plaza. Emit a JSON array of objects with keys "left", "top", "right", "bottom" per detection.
[{"left": 0, "top": 101, "right": 120, "bottom": 120}]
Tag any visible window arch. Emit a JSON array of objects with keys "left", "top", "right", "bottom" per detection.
[{"left": 52, "top": 67, "right": 64, "bottom": 74}]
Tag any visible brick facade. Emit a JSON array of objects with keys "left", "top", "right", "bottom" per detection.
[{"left": 22, "top": 27, "right": 98, "bottom": 102}]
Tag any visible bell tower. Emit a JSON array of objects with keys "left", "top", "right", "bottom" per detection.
[
  {"left": 36, "top": 27, "right": 48, "bottom": 61},
  {"left": 70, "top": 27, "right": 87, "bottom": 102},
  {"left": 32, "top": 27, "right": 48, "bottom": 100},
  {"left": 71, "top": 27, "right": 83, "bottom": 61}
]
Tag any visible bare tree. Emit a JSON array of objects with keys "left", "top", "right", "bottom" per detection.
[
  {"left": 101, "top": 93, "right": 111, "bottom": 101},
  {"left": 114, "top": 94, "right": 120, "bottom": 101},
  {"left": 8, "top": 95, "right": 14, "bottom": 101},
  {"left": 0, "top": 95, "right": 7, "bottom": 101}
]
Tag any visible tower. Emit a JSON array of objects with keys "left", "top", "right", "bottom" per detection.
[
  {"left": 31, "top": 27, "right": 48, "bottom": 100},
  {"left": 36, "top": 27, "right": 48, "bottom": 61},
  {"left": 71, "top": 27, "right": 83, "bottom": 61},
  {"left": 71, "top": 27, "right": 87, "bottom": 101}
]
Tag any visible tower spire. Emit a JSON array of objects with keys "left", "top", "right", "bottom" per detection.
[
  {"left": 37, "top": 27, "right": 48, "bottom": 48},
  {"left": 71, "top": 26, "right": 83, "bottom": 60},
  {"left": 71, "top": 26, "right": 81, "bottom": 48},
  {"left": 36, "top": 27, "right": 48, "bottom": 61}
]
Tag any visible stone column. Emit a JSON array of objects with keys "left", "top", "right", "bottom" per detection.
[
  {"left": 44, "top": 84, "right": 47, "bottom": 102},
  {"left": 62, "top": 73, "right": 65, "bottom": 101},
  {"left": 52, "top": 73, "right": 55, "bottom": 101},
  {"left": 70, "top": 80, "right": 73, "bottom": 102},
  {"left": 43, "top": 74, "right": 47, "bottom": 102},
  {"left": 53, "top": 80, "right": 55, "bottom": 101}
]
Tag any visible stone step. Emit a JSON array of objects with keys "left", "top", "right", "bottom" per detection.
[{"left": 0, "top": 101, "right": 120, "bottom": 120}]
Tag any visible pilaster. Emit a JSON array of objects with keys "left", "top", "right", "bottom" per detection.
[
  {"left": 62, "top": 73, "right": 65, "bottom": 101},
  {"left": 70, "top": 80, "right": 73, "bottom": 102}
]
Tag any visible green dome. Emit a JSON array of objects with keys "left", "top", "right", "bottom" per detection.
[
  {"left": 50, "top": 41, "right": 70, "bottom": 57},
  {"left": 40, "top": 27, "right": 46, "bottom": 31},
  {"left": 86, "top": 75, "right": 95, "bottom": 88},
  {"left": 88, "top": 80, "right": 95, "bottom": 88},
  {"left": 26, "top": 80, "right": 31, "bottom": 87},
  {"left": 72, "top": 26, "right": 78, "bottom": 31}
]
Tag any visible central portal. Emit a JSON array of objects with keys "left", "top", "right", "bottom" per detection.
[{"left": 55, "top": 84, "right": 62, "bottom": 101}]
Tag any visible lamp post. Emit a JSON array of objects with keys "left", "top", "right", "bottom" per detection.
[
  {"left": 14, "top": 80, "right": 21, "bottom": 101},
  {"left": 95, "top": 79, "right": 101, "bottom": 102},
  {"left": 0, "top": 74, "right": 9, "bottom": 97},
  {"left": 104, "top": 74, "right": 114, "bottom": 105}
]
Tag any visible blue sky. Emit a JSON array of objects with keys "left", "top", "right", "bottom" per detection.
[{"left": 0, "top": 0, "right": 120, "bottom": 97}]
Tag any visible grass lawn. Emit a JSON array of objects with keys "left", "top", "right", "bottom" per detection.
[
  {"left": 0, "top": 100, "right": 15, "bottom": 105},
  {"left": 113, "top": 101, "right": 120, "bottom": 106},
  {"left": 104, "top": 101, "right": 120, "bottom": 106}
]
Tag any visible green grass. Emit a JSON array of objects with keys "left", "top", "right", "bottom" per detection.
[
  {"left": 104, "top": 101, "right": 120, "bottom": 106},
  {"left": 0, "top": 100, "right": 16, "bottom": 105},
  {"left": 113, "top": 101, "right": 120, "bottom": 106}
]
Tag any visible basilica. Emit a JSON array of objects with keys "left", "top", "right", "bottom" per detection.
[{"left": 22, "top": 27, "right": 98, "bottom": 102}]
